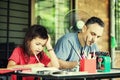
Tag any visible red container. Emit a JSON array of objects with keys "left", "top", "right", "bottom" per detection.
[{"left": 80, "top": 59, "right": 96, "bottom": 73}]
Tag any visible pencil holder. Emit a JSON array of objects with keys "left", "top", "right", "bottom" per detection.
[{"left": 80, "top": 59, "right": 96, "bottom": 73}]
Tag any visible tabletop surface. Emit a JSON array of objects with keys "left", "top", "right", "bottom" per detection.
[{"left": 14, "top": 68, "right": 120, "bottom": 79}]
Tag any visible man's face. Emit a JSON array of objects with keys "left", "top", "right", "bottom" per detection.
[{"left": 83, "top": 23, "right": 104, "bottom": 46}]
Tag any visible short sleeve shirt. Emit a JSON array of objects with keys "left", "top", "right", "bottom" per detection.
[
  {"left": 9, "top": 47, "right": 50, "bottom": 66},
  {"left": 54, "top": 32, "right": 99, "bottom": 61},
  {"left": 8, "top": 47, "right": 51, "bottom": 80}
]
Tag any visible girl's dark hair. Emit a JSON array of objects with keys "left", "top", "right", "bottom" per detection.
[
  {"left": 22, "top": 24, "right": 48, "bottom": 56},
  {"left": 85, "top": 16, "right": 105, "bottom": 27}
]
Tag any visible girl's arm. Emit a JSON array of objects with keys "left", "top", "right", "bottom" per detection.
[
  {"left": 46, "top": 35, "right": 59, "bottom": 68},
  {"left": 7, "top": 60, "right": 44, "bottom": 69}
]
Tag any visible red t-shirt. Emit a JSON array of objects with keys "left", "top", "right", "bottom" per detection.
[{"left": 8, "top": 47, "right": 51, "bottom": 80}]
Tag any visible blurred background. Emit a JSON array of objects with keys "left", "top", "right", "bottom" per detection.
[{"left": 0, "top": 0, "right": 119, "bottom": 74}]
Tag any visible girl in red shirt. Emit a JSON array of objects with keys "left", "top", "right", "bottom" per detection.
[{"left": 7, "top": 24, "right": 59, "bottom": 80}]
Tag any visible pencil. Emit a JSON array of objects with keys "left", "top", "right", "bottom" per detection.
[
  {"left": 34, "top": 54, "right": 40, "bottom": 63},
  {"left": 68, "top": 40, "right": 82, "bottom": 60}
]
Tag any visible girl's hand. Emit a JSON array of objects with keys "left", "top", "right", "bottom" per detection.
[
  {"left": 7, "top": 60, "right": 45, "bottom": 69},
  {"left": 28, "top": 63, "right": 45, "bottom": 68},
  {"left": 46, "top": 35, "right": 53, "bottom": 50},
  {"left": 36, "top": 63, "right": 45, "bottom": 67}
]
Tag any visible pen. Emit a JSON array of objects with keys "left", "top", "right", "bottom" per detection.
[
  {"left": 93, "top": 49, "right": 96, "bottom": 59},
  {"left": 82, "top": 49, "right": 87, "bottom": 59},
  {"left": 68, "top": 40, "right": 82, "bottom": 60},
  {"left": 34, "top": 54, "right": 40, "bottom": 63}
]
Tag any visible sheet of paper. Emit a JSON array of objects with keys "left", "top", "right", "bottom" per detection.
[{"left": 31, "top": 67, "right": 59, "bottom": 73}]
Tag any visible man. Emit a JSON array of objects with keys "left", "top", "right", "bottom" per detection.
[{"left": 54, "top": 16, "right": 104, "bottom": 69}]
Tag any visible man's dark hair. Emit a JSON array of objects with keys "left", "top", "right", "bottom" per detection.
[{"left": 85, "top": 16, "right": 104, "bottom": 27}]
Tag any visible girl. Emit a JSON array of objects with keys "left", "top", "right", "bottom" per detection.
[{"left": 7, "top": 24, "right": 59, "bottom": 80}]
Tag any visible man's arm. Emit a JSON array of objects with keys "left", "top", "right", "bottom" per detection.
[{"left": 58, "top": 59, "right": 78, "bottom": 69}]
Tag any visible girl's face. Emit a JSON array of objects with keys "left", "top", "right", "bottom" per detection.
[{"left": 30, "top": 37, "right": 47, "bottom": 55}]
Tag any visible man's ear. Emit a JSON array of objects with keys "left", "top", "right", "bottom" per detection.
[{"left": 82, "top": 25, "right": 87, "bottom": 32}]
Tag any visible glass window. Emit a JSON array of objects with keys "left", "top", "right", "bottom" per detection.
[{"left": 35, "top": 0, "right": 70, "bottom": 46}]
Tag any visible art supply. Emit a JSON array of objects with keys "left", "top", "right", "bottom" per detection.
[
  {"left": 34, "top": 54, "right": 40, "bottom": 63},
  {"left": 93, "top": 49, "right": 96, "bottom": 59},
  {"left": 68, "top": 40, "right": 97, "bottom": 73},
  {"left": 82, "top": 49, "right": 87, "bottom": 59},
  {"left": 80, "top": 59, "right": 96, "bottom": 73},
  {"left": 68, "top": 40, "right": 82, "bottom": 72},
  {"left": 68, "top": 40, "right": 82, "bottom": 60}
]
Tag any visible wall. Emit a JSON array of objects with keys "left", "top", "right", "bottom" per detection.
[
  {"left": 31, "top": 0, "right": 35, "bottom": 25},
  {"left": 76, "top": 0, "right": 110, "bottom": 51},
  {"left": 0, "top": 0, "right": 30, "bottom": 68},
  {"left": 76, "top": 1, "right": 120, "bottom": 80}
]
